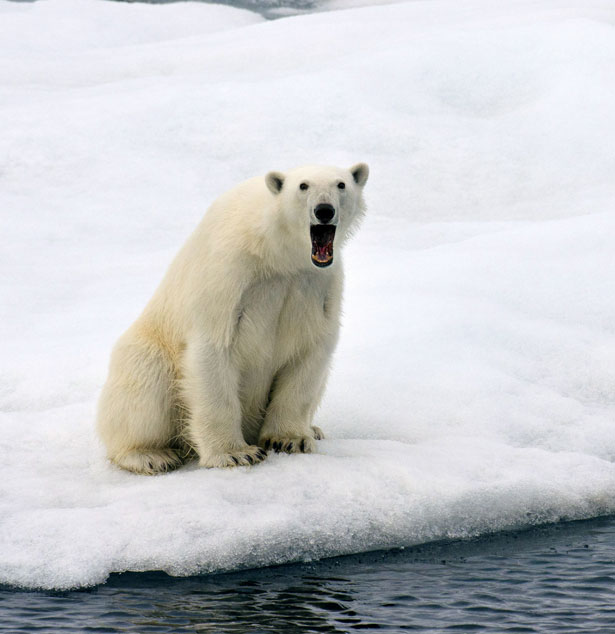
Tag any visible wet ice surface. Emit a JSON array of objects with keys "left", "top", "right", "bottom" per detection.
[
  {"left": 3, "top": 516, "right": 615, "bottom": 632},
  {"left": 2, "top": 0, "right": 615, "bottom": 590}
]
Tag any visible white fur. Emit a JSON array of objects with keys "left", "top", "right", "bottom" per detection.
[{"left": 97, "top": 163, "right": 369, "bottom": 473}]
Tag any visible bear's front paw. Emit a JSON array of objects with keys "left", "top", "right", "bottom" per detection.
[
  {"left": 199, "top": 445, "right": 267, "bottom": 469},
  {"left": 260, "top": 435, "right": 317, "bottom": 454},
  {"left": 311, "top": 425, "right": 325, "bottom": 440}
]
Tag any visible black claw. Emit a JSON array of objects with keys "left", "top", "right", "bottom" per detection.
[
  {"left": 246, "top": 454, "right": 254, "bottom": 465},
  {"left": 230, "top": 455, "right": 239, "bottom": 465},
  {"left": 257, "top": 449, "right": 266, "bottom": 460},
  {"left": 287, "top": 442, "right": 294, "bottom": 452},
  {"left": 300, "top": 439, "right": 306, "bottom": 453},
  {"left": 264, "top": 439, "right": 271, "bottom": 450},
  {"left": 273, "top": 442, "right": 281, "bottom": 453}
]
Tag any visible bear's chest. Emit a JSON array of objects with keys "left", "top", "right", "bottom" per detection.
[{"left": 233, "top": 273, "right": 331, "bottom": 368}]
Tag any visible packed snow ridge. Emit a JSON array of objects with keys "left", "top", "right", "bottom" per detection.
[{"left": 1, "top": 0, "right": 615, "bottom": 589}]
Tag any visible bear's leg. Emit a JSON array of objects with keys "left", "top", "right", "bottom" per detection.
[
  {"left": 258, "top": 344, "right": 330, "bottom": 454},
  {"left": 181, "top": 337, "right": 267, "bottom": 468},
  {"left": 97, "top": 332, "right": 182, "bottom": 475}
]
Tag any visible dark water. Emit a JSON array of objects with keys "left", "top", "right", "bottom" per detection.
[
  {"left": 7, "top": 0, "right": 318, "bottom": 20},
  {"left": 111, "top": 0, "right": 318, "bottom": 19},
  {"left": 2, "top": 517, "right": 615, "bottom": 633}
]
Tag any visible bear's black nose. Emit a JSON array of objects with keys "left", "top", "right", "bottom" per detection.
[{"left": 314, "top": 203, "right": 335, "bottom": 224}]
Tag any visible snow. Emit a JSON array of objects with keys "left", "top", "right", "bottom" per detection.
[{"left": 1, "top": 0, "right": 615, "bottom": 590}]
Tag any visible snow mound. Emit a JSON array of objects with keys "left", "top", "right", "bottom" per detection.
[{"left": 1, "top": 0, "right": 615, "bottom": 589}]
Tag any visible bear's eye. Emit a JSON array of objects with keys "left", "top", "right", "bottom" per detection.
[
  {"left": 337, "top": 182, "right": 346, "bottom": 190},
  {"left": 299, "top": 182, "right": 309, "bottom": 191}
]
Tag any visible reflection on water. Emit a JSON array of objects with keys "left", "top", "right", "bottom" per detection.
[
  {"left": 100, "top": 573, "right": 360, "bottom": 632},
  {"left": 3, "top": 516, "right": 615, "bottom": 632}
]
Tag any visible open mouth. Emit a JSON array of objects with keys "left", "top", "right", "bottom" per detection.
[{"left": 310, "top": 224, "right": 336, "bottom": 268}]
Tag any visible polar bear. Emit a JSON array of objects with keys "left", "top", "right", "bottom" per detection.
[{"left": 96, "top": 163, "right": 369, "bottom": 473}]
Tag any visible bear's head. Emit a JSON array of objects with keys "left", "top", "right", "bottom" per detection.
[{"left": 265, "top": 163, "right": 369, "bottom": 269}]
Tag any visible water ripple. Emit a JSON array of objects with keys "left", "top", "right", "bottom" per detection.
[{"left": 2, "top": 517, "right": 615, "bottom": 633}]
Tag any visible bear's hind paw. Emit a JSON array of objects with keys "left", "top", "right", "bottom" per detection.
[{"left": 112, "top": 448, "right": 183, "bottom": 475}]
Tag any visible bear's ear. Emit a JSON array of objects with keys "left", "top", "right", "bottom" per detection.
[
  {"left": 265, "top": 171, "right": 285, "bottom": 195},
  {"left": 350, "top": 163, "right": 369, "bottom": 187}
]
